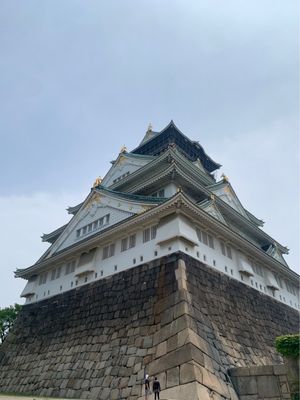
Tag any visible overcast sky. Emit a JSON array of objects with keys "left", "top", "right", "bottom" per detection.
[{"left": 0, "top": 0, "right": 298, "bottom": 308}]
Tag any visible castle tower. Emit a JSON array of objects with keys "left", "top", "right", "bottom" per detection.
[{"left": 0, "top": 122, "right": 298, "bottom": 399}]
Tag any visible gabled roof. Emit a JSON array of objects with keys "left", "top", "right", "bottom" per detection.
[
  {"left": 41, "top": 224, "right": 68, "bottom": 244},
  {"left": 109, "top": 145, "right": 215, "bottom": 193},
  {"left": 104, "top": 150, "right": 288, "bottom": 254},
  {"left": 102, "top": 151, "right": 155, "bottom": 188},
  {"left": 36, "top": 186, "right": 166, "bottom": 262},
  {"left": 131, "top": 121, "right": 221, "bottom": 173},
  {"left": 197, "top": 198, "right": 228, "bottom": 225},
  {"left": 263, "top": 244, "right": 289, "bottom": 267},
  {"left": 208, "top": 179, "right": 250, "bottom": 221}
]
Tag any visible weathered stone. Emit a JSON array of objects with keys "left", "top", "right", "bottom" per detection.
[
  {"left": 232, "top": 376, "right": 257, "bottom": 395},
  {"left": 166, "top": 366, "right": 179, "bottom": 388},
  {"left": 257, "top": 375, "right": 280, "bottom": 397}
]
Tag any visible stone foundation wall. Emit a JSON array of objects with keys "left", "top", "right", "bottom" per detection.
[
  {"left": 230, "top": 365, "right": 292, "bottom": 400},
  {"left": 0, "top": 253, "right": 298, "bottom": 399}
]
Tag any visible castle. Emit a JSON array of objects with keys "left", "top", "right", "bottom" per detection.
[
  {"left": 17, "top": 121, "right": 299, "bottom": 310},
  {"left": 0, "top": 122, "right": 298, "bottom": 399}
]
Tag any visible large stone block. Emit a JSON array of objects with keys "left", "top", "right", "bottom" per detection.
[
  {"left": 256, "top": 375, "right": 280, "bottom": 397},
  {"left": 166, "top": 366, "right": 179, "bottom": 388}
]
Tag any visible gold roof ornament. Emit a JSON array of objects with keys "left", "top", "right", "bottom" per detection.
[
  {"left": 120, "top": 145, "right": 127, "bottom": 153},
  {"left": 93, "top": 176, "right": 102, "bottom": 188},
  {"left": 221, "top": 173, "right": 229, "bottom": 182}
]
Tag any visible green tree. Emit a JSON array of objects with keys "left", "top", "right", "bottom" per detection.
[{"left": 0, "top": 304, "right": 22, "bottom": 344}]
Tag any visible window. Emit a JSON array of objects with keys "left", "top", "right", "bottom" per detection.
[
  {"left": 113, "top": 171, "right": 130, "bottom": 184},
  {"left": 56, "top": 266, "right": 61, "bottom": 279},
  {"left": 197, "top": 228, "right": 214, "bottom": 249},
  {"left": 220, "top": 241, "right": 232, "bottom": 259},
  {"left": 221, "top": 242, "right": 226, "bottom": 256},
  {"left": 114, "top": 265, "right": 118, "bottom": 271},
  {"left": 202, "top": 231, "right": 208, "bottom": 246},
  {"left": 95, "top": 273, "right": 98, "bottom": 279},
  {"left": 103, "top": 243, "right": 115, "bottom": 259},
  {"left": 84, "top": 276, "right": 88, "bottom": 283},
  {"left": 225, "top": 266, "right": 228, "bottom": 272},
  {"left": 38, "top": 272, "right": 48, "bottom": 285},
  {"left": 100, "top": 270, "right": 103, "bottom": 276},
  {"left": 154, "top": 250, "right": 158, "bottom": 256},
  {"left": 213, "top": 260, "right": 216, "bottom": 266},
  {"left": 65, "top": 260, "right": 76, "bottom": 275},
  {"left": 286, "top": 281, "right": 297, "bottom": 296},
  {"left": 121, "top": 234, "right": 136, "bottom": 251},
  {"left": 143, "top": 225, "right": 157, "bottom": 243},
  {"left": 51, "top": 269, "right": 56, "bottom": 281},
  {"left": 274, "top": 273, "right": 283, "bottom": 288},
  {"left": 252, "top": 262, "right": 264, "bottom": 277},
  {"left": 143, "top": 228, "right": 150, "bottom": 243},
  {"left": 226, "top": 245, "right": 232, "bottom": 259},
  {"left": 51, "top": 266, "right": 61, "bottom": 280},
  {"left": 121, "top": 238, "right": 128, "bottom": 252},
  {"left": 76, "top": 214, "right": 110, "bottom": 238},
  {"left": 208, "top": 236, "right": 214, "bottom": 249},
  {"left": 151, "top": 225, "right": 157, "bottom": 240},
  {"left": 140, "top": 256, "right": 143, "bottom": 261},
  {"left": 129, "top": 234, "right": 136, "bottom": 248}
]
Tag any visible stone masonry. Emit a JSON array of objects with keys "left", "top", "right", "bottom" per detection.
[
  {"left": 0, "top": 253, "right": 298, "bottom": 399},
  {"left": 229, "top": 365, "right": 292, "bottom": 400}
]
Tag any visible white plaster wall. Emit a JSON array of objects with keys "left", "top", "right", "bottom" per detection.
[
  {"left": 55, "top": 206, "right": 133, "bottom": 253},
  {"left": 23, "top": 215, "right": 299, "bottom": 310},
  {"left": 102, "top": 156, "right": 152, "bottom": 187}
]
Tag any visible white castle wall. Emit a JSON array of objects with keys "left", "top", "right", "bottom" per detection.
[{"left": 22, "top": 214, "right": 299, "bottom": 311}]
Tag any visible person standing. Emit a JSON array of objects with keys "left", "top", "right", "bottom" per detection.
[
  {"left": 152, "top": 377, "right": 161, "bottom": 400},
  {"left": 144, "top": 374, "right": 150, "bottom": 399}
]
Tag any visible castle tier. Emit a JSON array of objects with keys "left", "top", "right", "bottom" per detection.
[{"left": 16, "top": 121, "right": 299, "bottom": 310}]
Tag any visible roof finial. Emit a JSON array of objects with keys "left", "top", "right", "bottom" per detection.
[
  {"left": 221, "top": 173, "right": 229, "bottom": 182},
  {"left": 210, "top": 194, "right": 215, "bottom": 201},
  {"left": 93, "top": 176, "right": 102, "bottom": 188},
  {"left": 120, "top": 145, "right": 127, "bottom": 153},
  {"left": 147, "top": 123, "right": 152, "bottom": 132}
]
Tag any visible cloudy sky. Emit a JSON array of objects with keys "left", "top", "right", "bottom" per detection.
[{"left": 0, "top": 0, "right": 298, "bottom": 307}]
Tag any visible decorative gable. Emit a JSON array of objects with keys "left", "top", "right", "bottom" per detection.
[
  {"left": 265, "top": 244, "right": 288, "bottom": 267},
  {"left": 45, "top": 189, "right": 155, "bottom": 258},
  {"left": 102, "top": 152, "right": 154, "bottom": 187},
  {"left": 209, "top": 182, "right": 250, "bottom": 220},
  {"left": 197, "top": 199, "right": 227, "bottom": 225}
]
